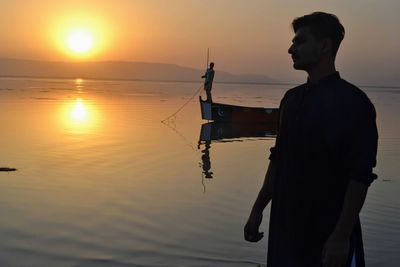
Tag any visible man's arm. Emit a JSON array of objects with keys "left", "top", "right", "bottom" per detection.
[
  {"left": 332, "top": 179, "right": 368, "bottom": 238},
  {"left": 244, "top": 159, "right": 277, "bottom": 242},
  {"left": 322, "top": 179, "right": 368, "bottom": 267},
  {"left": 323, "top": 95, "right": 377, "bottom": 266}
]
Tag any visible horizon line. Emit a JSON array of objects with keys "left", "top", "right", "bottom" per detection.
[{"left": 1, "top": 75, "right": 399, "bottom": 90}]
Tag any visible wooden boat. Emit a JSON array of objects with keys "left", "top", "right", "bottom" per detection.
[
  {"left": 199, "top": 96, "right": 279, "bottom": 123},
  {"left": 199, "top": 122, "right": 277, "bottom": 143}
]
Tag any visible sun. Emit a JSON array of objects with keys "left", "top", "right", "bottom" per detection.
[
  {"left": 50, "top": 15, "right": 113, "bottom": 59},
  {"left": 67, "top": 29, "right": 93, "bottom": 54}
]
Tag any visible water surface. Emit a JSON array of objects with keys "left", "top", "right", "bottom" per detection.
[{"left": 0, "top": 77, "right": 398, "bottom": 266}]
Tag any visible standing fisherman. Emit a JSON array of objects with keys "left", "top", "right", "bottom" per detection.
[{"left": 202, "top": 62, "right": 215, "bottom": 102}]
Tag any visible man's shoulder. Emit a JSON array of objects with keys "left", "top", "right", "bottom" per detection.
[
  {"left": 288, "top": 83, "right": 307, "bottom": 91},
  {"left": 277, "top": 84, "right": 306, "bottom": 107},
  {"left": 335, "top": 78, "right": 376, "bottom": 116},
  {"left": 336, "top": 78, "right": 360, "bottom": 92},
  {"left": 336, "top": 78, "right": 373, "bottom": 104},
  {"left": 285, "top": 83, "right": 306, "bottom": 97}
]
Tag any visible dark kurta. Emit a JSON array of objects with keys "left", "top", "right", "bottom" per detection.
[{"left": 267, "top": 72, "right": 378, "bottom": 267}]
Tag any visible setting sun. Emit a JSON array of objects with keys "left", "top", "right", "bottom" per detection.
[
  {"left": 50, "top": 15, "right": 112, "bottom": 59},
  {"left": 67, "top": 29, "right": 93, "bottom": 54}
]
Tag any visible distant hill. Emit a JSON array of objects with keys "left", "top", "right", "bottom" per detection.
[{"left": 0, "top": 58, "right": 278, "bottom": 84}]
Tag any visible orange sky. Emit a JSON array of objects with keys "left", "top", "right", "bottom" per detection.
[{"left": 0, "top": 0, "right": 399, "bottom": 85}]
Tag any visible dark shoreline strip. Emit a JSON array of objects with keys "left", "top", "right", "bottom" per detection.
[{"left": 0, "top": 167, "right": 17, "bottom": 172}]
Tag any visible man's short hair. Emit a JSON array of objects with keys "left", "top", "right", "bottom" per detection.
[{"left": 292, "top": 12, "right": 345, "bottom": 59}]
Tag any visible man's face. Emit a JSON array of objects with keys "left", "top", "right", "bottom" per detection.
[{"left": 288, "top": 27, "right": 323, "bottom": 71}]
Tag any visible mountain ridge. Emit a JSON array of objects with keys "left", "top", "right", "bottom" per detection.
[{"left": 0, "top": 57, "right": 279, "bottom": 84}]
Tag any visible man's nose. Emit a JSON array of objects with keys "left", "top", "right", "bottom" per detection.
[{"left": 288, "top": 44, "right": 294, "bottom": 54}]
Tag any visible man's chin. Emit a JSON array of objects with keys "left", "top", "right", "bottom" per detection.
[{"left": 293, "top": 62, "right": 306, "bottom": 70}]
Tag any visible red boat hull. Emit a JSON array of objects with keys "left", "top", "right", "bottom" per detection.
[{"left": 200, "top": 96, "right": 279, "bottom": 123}]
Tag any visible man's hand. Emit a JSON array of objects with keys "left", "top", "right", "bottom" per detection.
[
  {"left": 244, "top": 213, "right": 264, "bottom": 242},
  {"left": 321, "top": 233, "right": 351, "bottom": 267}
]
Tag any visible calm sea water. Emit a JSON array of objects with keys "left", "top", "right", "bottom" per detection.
[{"left": 0, "top": 77, "right": 399, "bottom": 266}]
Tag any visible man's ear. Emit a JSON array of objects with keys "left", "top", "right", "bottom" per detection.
[{"left": 321, "top": 38, "right": 333, "bottom": 55}]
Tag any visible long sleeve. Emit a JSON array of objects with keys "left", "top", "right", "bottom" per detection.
[{"left": 345, "top": 96, "right": 378, "bottom": 186}]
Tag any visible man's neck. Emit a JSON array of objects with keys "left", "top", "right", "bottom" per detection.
[{"left": 307, "top": 64, "right": 336, "bottom": 85}]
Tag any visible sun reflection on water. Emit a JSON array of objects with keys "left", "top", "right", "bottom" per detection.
[
  {"left": 75, "top": 78, "right": 84, "bottom": 92},
  {"left": 71, "top": 98, "right": 87, "bottom": 121},
  {"left": 60, "top": 97, "right": 101, "bottom": 134}
]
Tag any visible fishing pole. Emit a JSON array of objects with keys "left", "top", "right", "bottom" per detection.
[{"left": 206, "top": 48, "right": 209, "bottom": 69}]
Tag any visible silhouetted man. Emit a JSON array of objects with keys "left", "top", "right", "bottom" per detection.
[
  {"left": 244, "top": 12, "right": 378, "bottom": 267},
  {"left": 202, "top": 62, "right": 215, "bottom": 102}
]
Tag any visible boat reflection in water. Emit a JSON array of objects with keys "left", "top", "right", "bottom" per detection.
[{"left": 198, "top": 122, "right": 277, "bottom": 181}]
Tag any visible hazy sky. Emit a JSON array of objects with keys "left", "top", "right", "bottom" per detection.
[{"left": 0, "top": 0, "right": 399, "bottom": 85}]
